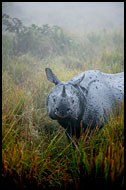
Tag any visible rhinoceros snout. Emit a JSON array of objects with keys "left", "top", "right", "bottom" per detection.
[{"left": 55, "top": 107, "right": 71, "bottom": 119}]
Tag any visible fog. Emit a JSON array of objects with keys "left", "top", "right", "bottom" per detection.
[{"left": 2, "top": 2, "right": 124, "bottom": 34}]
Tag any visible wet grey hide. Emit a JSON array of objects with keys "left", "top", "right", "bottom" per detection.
[{"left": 45, "top": 68, "right": 124, "bottom": 139}]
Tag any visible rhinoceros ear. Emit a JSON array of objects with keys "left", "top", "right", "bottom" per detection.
[
  {"left": 45, "top": 68, "right": 60, "bottom": 85},
  {"left": 73, "top": 73, "right": 85, "bottom": 85}
]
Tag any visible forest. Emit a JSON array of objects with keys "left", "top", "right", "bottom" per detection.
[{"left": 2, "top": 3, "right": 124, "bottom": 190}]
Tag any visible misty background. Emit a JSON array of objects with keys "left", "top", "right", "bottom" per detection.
[
  {"left": 2, "top": 2, "right": 124, "bottom": 81},
  {"left": 2, "top": 2, "right": 124, "bottom": 34}
]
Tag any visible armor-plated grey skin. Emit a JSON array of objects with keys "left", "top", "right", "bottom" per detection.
[{"left": 45, "top": 68, "right": 124, "bottom": 139}]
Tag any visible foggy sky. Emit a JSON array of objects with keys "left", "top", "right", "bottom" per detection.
[{"left": 2, "top": 2, "right": 124, "bottom": 33}]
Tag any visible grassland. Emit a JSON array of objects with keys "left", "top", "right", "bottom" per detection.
[{"left": 2, "top": 25, "right": 124, "bottom": 189}]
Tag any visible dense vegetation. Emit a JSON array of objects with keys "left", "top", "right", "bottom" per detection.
[{"left": 2, "top": 14, "right": 124, "bottom": 189}]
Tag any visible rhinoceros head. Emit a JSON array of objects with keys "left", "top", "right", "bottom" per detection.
[{"left": 45, "top": 68, "right": 85, "bottom": 120}]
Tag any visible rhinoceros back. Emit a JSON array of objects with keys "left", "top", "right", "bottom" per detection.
[
  {"left": 68, "top": 70, "right": 124, "bottom": 128},
  {"left": 68, "top": 70, "right": 124, "bottom": 102},
  {"left": 101, "top": 72, "right": 124, "bottom": 102}
]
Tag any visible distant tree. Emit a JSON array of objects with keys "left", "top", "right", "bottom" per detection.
[
  {"left": 2, "top": 14, "right": 73, "bottom": 58},
  {"left": 2, "top": 13, "right": 27, "bottom": 34}
]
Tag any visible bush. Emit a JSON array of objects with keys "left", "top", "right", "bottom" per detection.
[{"left": 2, "top": 14, "right": 73, "bottom": 59}]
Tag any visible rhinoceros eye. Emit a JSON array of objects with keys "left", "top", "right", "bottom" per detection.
[
  {"left": 53, "top": 98, "right": 56, "bottom": 102},
  {"left": 72, "top": 100, "right": 74, "bottom": 104}
]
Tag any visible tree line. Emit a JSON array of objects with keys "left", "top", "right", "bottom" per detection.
[{"left": 2, "top": 13, "right": 72, "bottom": 58}]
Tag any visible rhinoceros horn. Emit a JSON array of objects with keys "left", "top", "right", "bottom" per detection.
[{"left": 61, "top": 85, "right": 67, "bottom": 97}]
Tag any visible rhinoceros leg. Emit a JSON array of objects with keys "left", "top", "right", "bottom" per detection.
[{"left": 58, "top": 119, "right": 81, "bottom": 139}]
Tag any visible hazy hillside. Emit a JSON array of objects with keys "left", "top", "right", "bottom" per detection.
[{"left": 2, "top": 2, "right": 124, "bottom": 34}]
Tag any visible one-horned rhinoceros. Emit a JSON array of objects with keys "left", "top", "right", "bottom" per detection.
[{"left": 45, "top": 68, "right": 124, "bottom": 139}]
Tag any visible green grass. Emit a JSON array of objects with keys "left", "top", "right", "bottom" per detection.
[
  {"left": 2, "top": 29, "right": 124, "bottom": 189},
  {"left": 2, "top": 62, "right": 124, "bottom": 189},
  {"left": 2, "top": 98, "right": 124, "bottom": 189}
]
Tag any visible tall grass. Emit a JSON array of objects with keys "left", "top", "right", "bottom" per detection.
[{"left": 2, "top": 63, "right": 124, "bottom": 189}]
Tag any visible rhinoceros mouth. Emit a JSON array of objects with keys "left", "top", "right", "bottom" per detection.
[{"left": 55, "top": 112, "right": 69, "bottom": 119}]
